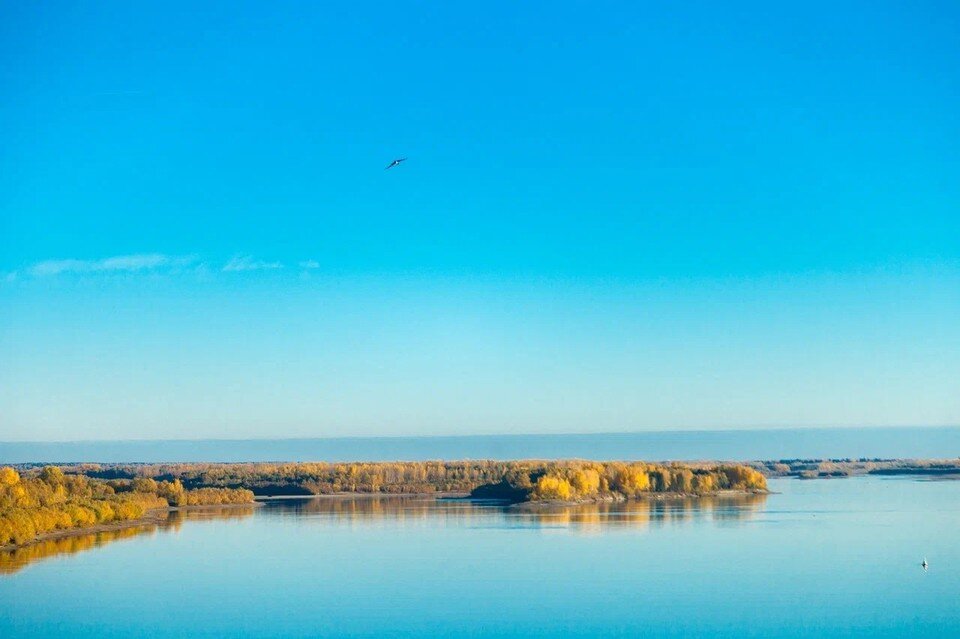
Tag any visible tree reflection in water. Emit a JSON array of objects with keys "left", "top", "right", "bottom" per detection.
[
  {"left": 0, "top": 506, "right": 257, "bottom": 575},
  {"left": 513, "top": 493, "right": 769, "bottom": 533},
  {"left": 2, "top": 495, "right": 768, "bottom": 574},
  {"left": 263, "top": 493, "right": 769, "bottom": 533}
]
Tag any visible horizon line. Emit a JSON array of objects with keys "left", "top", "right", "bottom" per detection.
[{"left": 3, "top": 424, "right": 958, "bottom": 446}]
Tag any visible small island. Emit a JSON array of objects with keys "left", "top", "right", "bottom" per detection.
[{"left": 466, "top": 461, "right": 767, "bottom": 503}]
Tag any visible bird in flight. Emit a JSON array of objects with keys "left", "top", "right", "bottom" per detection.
[{"left": 385, "top": 157, "right": 407, "bottom": 170}]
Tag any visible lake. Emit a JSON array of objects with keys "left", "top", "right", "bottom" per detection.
[{"left": 1, "top": 476, "right": 957, "bottom": 637}]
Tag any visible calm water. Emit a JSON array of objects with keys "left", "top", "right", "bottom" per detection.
[
  {"left": 1, "top": 476, "right": 958, "bottom": 637},
  {"left": 3, "top": 426, "right": 959, "bottom": 463}
]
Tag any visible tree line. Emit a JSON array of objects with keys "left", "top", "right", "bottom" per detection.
[
  {"left": 51, "top": 460, "right": 766, "bottom": 502},
  {"left": 472, "top": 461, "right": 766, "bottom": 501}
]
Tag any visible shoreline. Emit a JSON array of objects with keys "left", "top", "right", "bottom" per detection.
[
  {"left": 259, "top": 488, "right": 768, "bottom": 505},
  {"left": 0, "top": 502, "right": 262, "bottom": 553},
  {"left": 509, "top": 488, "right": 769, "bottom": 509},
  {"left": 257, "top": 491, "right": 471, "bottom": 500}
]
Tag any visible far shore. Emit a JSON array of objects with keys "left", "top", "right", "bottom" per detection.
[
  {"left": 257, "top": 491, "right": 471, "bottom": 500},
  {"left": 0, "top": 502, "right": 262, "bottom": 553},
  {"left": 14, "top": 457, "right": 954, "bottom": 553}
]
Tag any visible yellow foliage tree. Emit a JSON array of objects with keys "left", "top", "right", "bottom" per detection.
[
  {"left": 571, "top": 469, "right": 601, "bottom": 497},
  {"left": 614, "top": 467, "right": 650, "bottom": 496},
  {"left": 0, "top": 467, "right": 20, "bottom": 487},
  {"left": 533, "top": 475, "right": 573, "bottom": 500}
]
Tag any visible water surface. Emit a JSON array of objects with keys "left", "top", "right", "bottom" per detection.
[
  {"left": 3, "top": 426, "right": 958, "bottom": 463},
  {"left": 1, "top": 476, "right": 957, "bottom": 637}
]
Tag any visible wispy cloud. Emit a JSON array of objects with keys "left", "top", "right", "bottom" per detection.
[
  {"left": 8, "top": 253, "right": 294, "bottom": 280},
  {"left": 222, "top": 256, "right": 284, "bottom": 272},
  {"left": 299, "top": 260, "right": 320, "bottom": 269},
  {"left": 29, "top": 253, "right": 196, "bottom": 277}
]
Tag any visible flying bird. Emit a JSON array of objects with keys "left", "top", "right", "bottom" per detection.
[
  {"left": 385, "top": 157, "right": 407, "bottom": 170},
  {"left": 921, "top": 558, "right": 928, "bottom": 570}
]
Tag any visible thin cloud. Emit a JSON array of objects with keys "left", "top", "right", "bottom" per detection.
[
  {"left": 13, "top": 253, "right": 292, "bottom": 279},
  {"left": 29, "top": 253, "right": 195, "bottom": 277},
  {"left": 222, "top": 256, "right": 284, "bottom": 272},
  {"left": 299, "top": 260, "right": 320, "bottom": 269}
]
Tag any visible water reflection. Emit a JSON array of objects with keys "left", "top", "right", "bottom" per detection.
[
  {"left": 264, "top": 493, "right": 769, "bottom": 533},
  {"left": 1, "top": 496, "right": 767, "bottom": 574},
  {"left": 0, "top": 505, "right": 257, "bottom": 575},
  {"left": 512, "top": 494, "right": 768, "bottom": 533}
]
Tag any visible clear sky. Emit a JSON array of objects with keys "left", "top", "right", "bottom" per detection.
[{"left": 1, "top": 2, "right": 958, "bottom": 441}]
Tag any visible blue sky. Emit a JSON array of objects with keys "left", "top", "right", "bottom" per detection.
[{"left": 1, "top": 2, "right": 958, "bottom": 441}]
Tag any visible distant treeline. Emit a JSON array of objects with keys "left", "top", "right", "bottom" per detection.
[
  {"left": 51, "top": 460, "right": 767, "bottom": 502},
  {"left": 751, "top": 458, "right": 960, "bottom": 479},
  {"left": 0, "top": 466, "right": 254, "bottom": 547}
]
